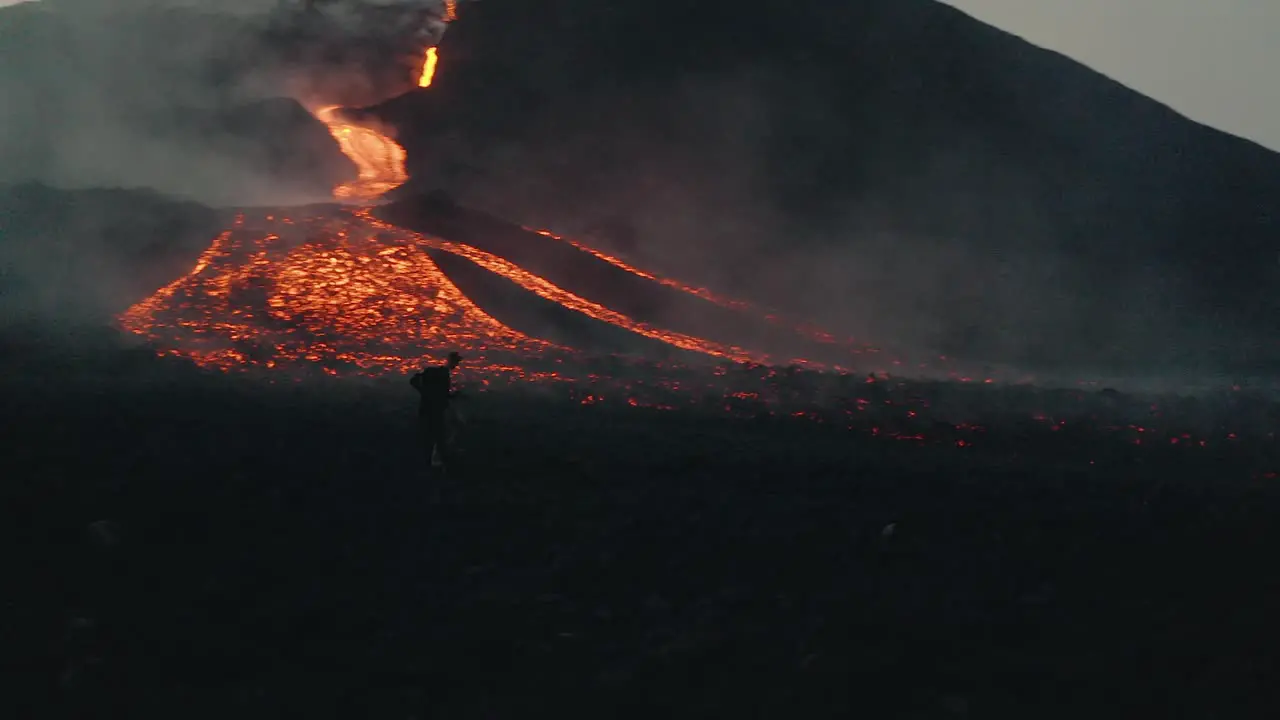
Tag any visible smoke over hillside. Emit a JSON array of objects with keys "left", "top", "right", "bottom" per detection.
[
  {"left": 2, "top": 0, "right": 1277, "bottom": 384},
  {"left": 0, "top": 0, "right": 457, "bottom": 204},
  {"left": 370, "top": 0, "right": 1280, "bottom": 380}
]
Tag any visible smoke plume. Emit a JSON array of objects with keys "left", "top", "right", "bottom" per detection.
[
  {"left": 0, "top": 0, "right": 456, "bottom": 336},
  {"left": 0, "top": 0, "right": 457, "bottom": 205}
]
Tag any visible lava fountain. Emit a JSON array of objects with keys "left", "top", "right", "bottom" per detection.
[{"left": 418, "top": 47, "right": 439, "bottom": 88}]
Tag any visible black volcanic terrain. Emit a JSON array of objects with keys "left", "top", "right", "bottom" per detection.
[{"left": 6, "top": 356, "right": 1280, "bottom": 718}]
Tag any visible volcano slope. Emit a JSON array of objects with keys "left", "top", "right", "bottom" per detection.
[
  {"left": 371, "top": 0, "right": 1280, "bottom": 379},
  {"left": 5, "top": 347, "right": 1280, "bottom": 719}
]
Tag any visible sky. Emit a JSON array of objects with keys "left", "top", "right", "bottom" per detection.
[{"left": 941, "top": 0, "right": 1280, "bottom": 150}]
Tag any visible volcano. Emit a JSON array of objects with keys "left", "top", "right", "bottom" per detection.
[
  {"left": 5, "top": 0, "right": 1280, "bottom": 384},
  {"left": 117, "top": 98, "right": 873, "bottom": 394},
  {"left": 368, "top": 0, "right": 1280, "bottom": 378}
]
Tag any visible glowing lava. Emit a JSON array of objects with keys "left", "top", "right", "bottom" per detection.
[
  {"left": 119, "top": 211, "right": 558, "bottom": 377},
  {"left": 359, "top": 212, "right": 763, "bottom": 363},
  {"left": 418, "top": 47, "right": 439, "bottom": 88},
  {"left": 122, "top": 43, "right": 804, "bottom": 380},
  {"left": 315, "top": 106, "right": 409, "bottom": 201}
]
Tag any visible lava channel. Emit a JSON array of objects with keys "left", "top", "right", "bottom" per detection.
[{"left": 120, "top": 48, "right": 821, "bottom": 381}]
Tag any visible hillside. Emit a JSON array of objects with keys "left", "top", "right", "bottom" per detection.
[
  {"left": 1, "top": 0, "right": 1276, "bottom": 378},
  {"left": 0, "top": 183, "right": 221, "bottom": 327},
  {"left": 373, "top": 0, "right": 1280, "bottom": 377}
]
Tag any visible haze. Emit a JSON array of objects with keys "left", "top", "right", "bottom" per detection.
[
  {"left": 6, "top": 0, "right": 1274, "bottom": 148},
  {"left": 942, "top": 0, "right": 1280, "bottom": 150}
]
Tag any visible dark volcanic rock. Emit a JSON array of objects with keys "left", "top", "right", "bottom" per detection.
[{"left": 372, "top": 0, "right": 1280, "bottom": 378}]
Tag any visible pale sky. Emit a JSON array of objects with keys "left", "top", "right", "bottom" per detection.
[
  {"left": 3, "top": 0, "right": 1277, "bottom": 151},
  {"left": 941, "top": 0, "right": 1280, "bottom": 150}
]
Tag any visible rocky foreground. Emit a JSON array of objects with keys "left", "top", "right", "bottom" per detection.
[{"left": 4, "top": 346, "right": 1280, "bottom": 719}]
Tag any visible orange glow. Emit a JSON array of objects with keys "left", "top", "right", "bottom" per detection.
[
  {"left": 119, "top": 211, "right": 558, "bottom": 377},
  {"left": 360, "top": 212, "right": 768, "bottom": 364},
  {"left": 418, "top": 47, "right": 439, "bottom": 88},
  {"left": 314, "top": 106, "right": 409, "bottom": 201},
  {"left": 531, "top": 227, "right": 753, "bottom": 311},
  {"left": 444, "top": 0, "right": 458, "bottom": 22},
  {"left": 531, "top": 227, "right": 854, "bottom": 347}
]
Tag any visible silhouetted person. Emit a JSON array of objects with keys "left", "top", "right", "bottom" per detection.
[{"left": 410, "top": 351, "right": 463, "bottom": 472}]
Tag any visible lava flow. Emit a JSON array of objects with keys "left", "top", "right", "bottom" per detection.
[
  {"left": 107, "top": 60, "right": 1274, "bottom": 462},
  {"left": 531, "top": 227, "right": 847, "bottom": 346},
  {"left": 120, "top": 48, "right": 793, "bottom": 381},
  {"left": 316, "top": 106, "right": 409, "bottom": 201},
  {"left": 119, "top": 209, "right": 564, "bottom": 379}
]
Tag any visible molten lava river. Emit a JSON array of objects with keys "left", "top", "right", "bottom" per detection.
[{"left": 119, "top": 99, "right": 829, "bottom": 393}]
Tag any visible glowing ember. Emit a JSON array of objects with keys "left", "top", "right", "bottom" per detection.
[
  {"left": 119, "top": 211, "right": 559, "bottom": 377},
  {"left": 444, "top": 0, "right": 458, "bottom": 22},
  {"left": 418, "top": 47, "right": 439, "bottom": 88}
]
